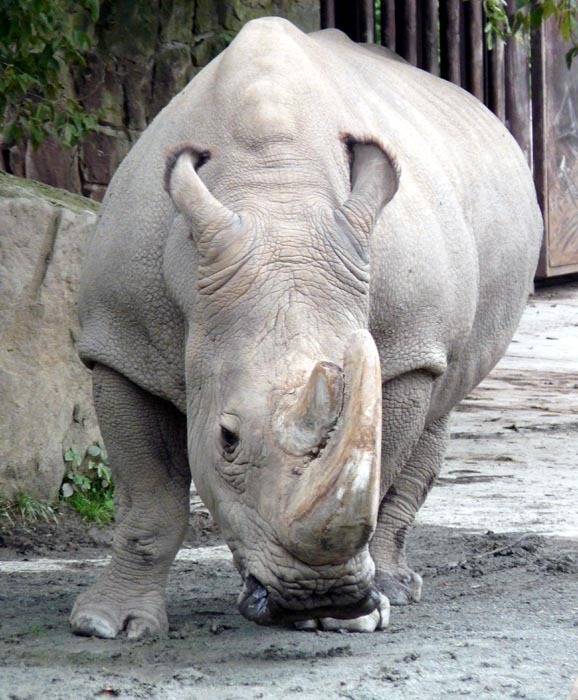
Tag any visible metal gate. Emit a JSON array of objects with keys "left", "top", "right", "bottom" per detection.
[{"left": 321, "top": 1, "right": 578, "bottom": 277}]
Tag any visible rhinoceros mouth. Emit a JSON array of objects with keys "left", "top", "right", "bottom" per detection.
[{"left": 237, "top": 574, "right": 381, "bottom": 626}]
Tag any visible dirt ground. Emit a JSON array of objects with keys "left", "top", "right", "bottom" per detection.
[{"left": 1, "top": 280, "right": 577, "bottom": 700}]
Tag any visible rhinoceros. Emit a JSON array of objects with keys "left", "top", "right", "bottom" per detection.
[{"left": 71, "top": 17, "right": 542, "bottom": 638}]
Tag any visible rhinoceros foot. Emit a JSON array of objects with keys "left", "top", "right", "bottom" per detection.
[
  {"left": 293, "top": 593, "right": 389, "bottom": 633},
  {"left": 70, "top": 582, "right": 168, "bottom": 640},
  {"left": 375, "top": 567, "right": 422, "bottom": 606}
]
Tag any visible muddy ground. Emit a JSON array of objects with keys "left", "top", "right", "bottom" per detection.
[
  {"left": 1, "top": 514, "right": 577, "bottom": 700},
  {"left": 1, "top": 280, "right": 577, "bottom": 700}
]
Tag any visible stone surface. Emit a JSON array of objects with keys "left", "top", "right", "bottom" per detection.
[
  {"left": 0, "top": 1, "right": 321, "bottom": 200},
  {"left": 80, "top": 127, "right": 131, "bottom": 187},
  {"left": 0, "top": 173, "right": 100, "bottom": 501},
  {"left": 24, "top": 138, "right": 82, "bottom": 194}
]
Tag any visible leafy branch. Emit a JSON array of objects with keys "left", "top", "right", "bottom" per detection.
[
  {"left": 483, "top": 0, "right": 578, "bottom": 66},
  {"left": 0, "top": 0, "right": 100, "bottom": 149}
]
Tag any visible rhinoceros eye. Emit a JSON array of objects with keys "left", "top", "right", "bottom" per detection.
[{"left": 220, "top": 425, "right": 240, "bottom": 459}]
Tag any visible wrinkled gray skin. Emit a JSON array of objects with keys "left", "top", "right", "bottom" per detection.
[{"left": 71, "top": 18, "right": 542, "bottom": 638}]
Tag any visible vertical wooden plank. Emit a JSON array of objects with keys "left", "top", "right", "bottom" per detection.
[
  {"left": 320, "top": 0, "right": 336, "bottom": 29},
  {"left": 396, "top": 0, "right": 418, "bottom": 65},
  {"left": 415, "top": 0, "right": 423, "bottom": 69},
  {"left": 505, "top": 39, "right": 531, "bottom": 163},
  {"left": 459, "top": 0, "right": 468, "bottom": 87},
  {"left": 534, "top": 19, "right": 578, "bottom": 276},
  {"left": 381, "top": 0, "right": 396, "bottom": 50},
  {"left": 394, "top": 0, "right": 405, "bottom": 58},
  {"left": 440, "top": 0, "right": 462, "bottom": 85},
  {"left": 421, "top": 0, "right": 439, "bottom": 75},
  {"left": 334, "top": 1, "right": 362, "bottom": 41},
  {"left": 505, "top": 0, "right": 530, "bottom": 164},
  {"left": 361, "top": 0, "right": 375, "bottom": 43},
  {"left": 488, "top": 39, "right": 506, "bottom": 122},
  {"left": 531, "top": 24, "right": 548, "bottom": 277},
  {"left": 465, "top": 0, "right": 484, "bottom": 100}
]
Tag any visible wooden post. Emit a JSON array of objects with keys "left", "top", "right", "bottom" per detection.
[
  {"left": 361, "top": 0, "right": 375, "bottom": 43},
  {"left": 531, "top": 25, "right": 548, "bottom": 276},
  {"left": 334, "top": 1, "right": 362, "bottom": 40},
  {"left": 505, "top": 0, "right": 531, "bottom": 164},
  {"left": 488, "top": 38, "right": 506, "bottom": 122},
  {"left": 332, "top": 0, "right": 374, "bottom": 42},
  {"left": 381, "top": 0, "right": 396, "bottom": 50},
  {"left": 464, "top": 0, "right": 484, "bottom": 100},
  {"left": 440, "top": 0, "right": 462, "bottom": 85},
  {"left": 421, "top": 0, "right": 439, "bottom": 75},
  {"left": 396, "top": 0, "right": 418, "bottom": 65},
  {"left": 321, "top": 0, "right": 336, "bottom": 28}
]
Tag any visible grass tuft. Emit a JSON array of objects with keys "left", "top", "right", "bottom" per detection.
[
  {"left": 0, "top": 494, "right": 58, "bottom": 528},
  {"left": 65, "top": 489, "right": 114, "bottom": 525}
]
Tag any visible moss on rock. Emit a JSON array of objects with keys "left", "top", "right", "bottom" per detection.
[{"left": 0, "top": 172, "right": 99, "bottom": 215}]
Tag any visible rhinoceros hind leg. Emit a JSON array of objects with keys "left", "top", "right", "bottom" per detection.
[
  {"left": 370, "top": 415, "right": 450, "bottom": 606},
  {"left": 294, "top": 593, "right": 390, "bottom": 633},
  {"left": 70, "top": 364, "right": 190, "bottom": 640}
]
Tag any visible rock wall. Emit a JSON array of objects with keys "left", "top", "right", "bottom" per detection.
[
  {"left": 0, "top": 173, "right": 100, "bottom": 501},
  {"left": 0, "top": 0, "right": 320, "bottom": 201}
]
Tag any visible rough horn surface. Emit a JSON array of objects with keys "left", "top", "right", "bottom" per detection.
[{"left": 279, "top": 330, "right": 382, "bottom": 565}]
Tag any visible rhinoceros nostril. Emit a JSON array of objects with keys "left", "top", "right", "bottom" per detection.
[{"left": 239, "top": 575, "right": 270, "bottom": 622}]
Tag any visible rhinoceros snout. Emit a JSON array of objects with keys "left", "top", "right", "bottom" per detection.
[{"left": 237, "top": 574, "right": 382, "bottom": 627}]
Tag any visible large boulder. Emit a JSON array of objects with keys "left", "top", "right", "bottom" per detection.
[{"left": 0, "top": 173, "right": 100, "bottom": 501}]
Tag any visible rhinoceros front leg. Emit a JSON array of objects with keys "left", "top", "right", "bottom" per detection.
[
  {"left": 70, "top": 364, "right": 190, "bottom": 639},
  {"left": 370, "top": 414, "right": 449, "bottom": 605}
]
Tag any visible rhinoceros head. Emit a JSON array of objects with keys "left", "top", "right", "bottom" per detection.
[{"left": 164, "top": 137, "right": 399, "bottom": 625}]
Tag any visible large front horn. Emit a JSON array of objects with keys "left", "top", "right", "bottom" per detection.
[
  {"left": 278, "top": 330, "right": 382, "bottom": 565},
  {"left": 164, "top": 144, "right": 241, "bottom": 260}
]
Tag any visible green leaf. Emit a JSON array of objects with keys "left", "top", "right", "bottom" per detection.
[
  {"left": 64, "top": 447, "right": 82, "bottom": 467},
  {"left": 62, "top": 122, "right": 75, "bottom": 148},
  {"left": 86, "top": 444, "right": 101, "bottom": 458},
  {"left": 530, "top": 7, "right": 544, "bottom": 27},
  {"left": 2, "top": 121, "right": 21, "bottom": 144},
  {"left": 0, "top": 0, "right": 100, "bottom": 149},
  {"left": 559, "top": 11, "right": 571, "bottom": 40},
  {"left": 29, "top": 121, "right": 45, "bottom": 149},
  {"left": 83, "top": 0, "right": 100, "bottom": 22},
  {"left": 35, "top": 102, "right": 52, "bottom": 121},
  {"left": 61, "top": 483, "right": 74, "bottom": 498}
]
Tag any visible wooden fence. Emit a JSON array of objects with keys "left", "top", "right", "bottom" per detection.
[{"left": 321, "top": 0, "right": 578, "bottom": 277}]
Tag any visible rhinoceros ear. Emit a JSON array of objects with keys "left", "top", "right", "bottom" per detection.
[
  {"left": 164, "top": 144, "right": 241, "bottom": 251},
  {"left": 338, "top": 134, "right": 401, "bottom": 236}
]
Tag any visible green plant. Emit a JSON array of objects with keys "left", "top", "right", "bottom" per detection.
[
  {"left": 14, "top": 493, "right": 58, "bottom": 522},
  {"left": 0, "top": 494, "right": 57, "bottom": 527},
  {"left": 0, "top": 497, "right": 13, "bottom": 527},
  {"left": 482, "top": 0, "right": 578, "bottom": 66},
  {"left": 62, "top": 442, "right": 114, "bottom": 525},
  {"left": 0, "top": 0, "right": 100, "bottom": 149}
]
